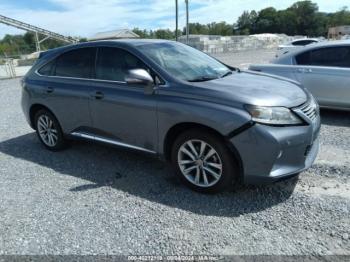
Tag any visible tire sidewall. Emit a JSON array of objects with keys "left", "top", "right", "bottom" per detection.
[{"left": 171, "top": 129, "right": 237, "bottom": 193}]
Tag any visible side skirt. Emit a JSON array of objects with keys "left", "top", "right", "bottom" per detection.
[{"left": 70, "top": 132, "right": 157, "bottom": 155}]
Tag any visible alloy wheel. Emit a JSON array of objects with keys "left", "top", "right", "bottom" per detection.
[
  {"left": 177, "top": 139, "right": 223, "bottom": 188},
  {"left": 37, "top": 115, "right": 58, "bottom": 147}
]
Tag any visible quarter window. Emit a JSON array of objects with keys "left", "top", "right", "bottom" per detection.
[
  {"left": 96, "top": 47, "right": 148, "bottom": 82},
  {"left": 54, "top": 48, "right": 95, "bottom": 78},
  {"left": 296, "top": 47, "right": 350, "bottom": 67},
  {"left": 38, "top": 60, "right": 54, "bottom": 76}
]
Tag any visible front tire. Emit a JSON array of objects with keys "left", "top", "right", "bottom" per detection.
[
  {"left": 171, "top": 129, "right": 238, "bottom": 193},
  {"left": 34, "top": 109, "right": 67, "bottom": 151}
]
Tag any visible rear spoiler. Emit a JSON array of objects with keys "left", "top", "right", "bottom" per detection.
[{"left": 38, "top": 50, "right": 51, "bottom": 59}]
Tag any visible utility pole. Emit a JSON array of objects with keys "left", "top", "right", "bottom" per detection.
[
  {"left": 35, "top": 32, "right": 41, "bottom": 52},
  {"left": 175, "top": 0, "right": 178, "bottom": 41},
  {"left": 185, "top": 0, "right": 189, "bottom": 44}
]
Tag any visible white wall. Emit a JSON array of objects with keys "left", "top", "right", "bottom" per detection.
[{"left": 179, "top": 34, "right": 303, "bottom": 54}]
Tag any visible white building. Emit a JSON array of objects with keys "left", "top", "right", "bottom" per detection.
[
  {"left": 328, "top": 25, "right": 350, "bottom": 40},
  {"left": 88, "top": 29, "right": 140, "bottom": 41}
]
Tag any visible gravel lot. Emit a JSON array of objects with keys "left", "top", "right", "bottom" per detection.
[
  {"left": 213, "top": 49, "right": 277, "bottom": 69},
  {"left": 0, "top": 65, "right": 32, "bottom": 80},
  {"left": 0, "top": 50, "right": 349, "bottom": 256}
]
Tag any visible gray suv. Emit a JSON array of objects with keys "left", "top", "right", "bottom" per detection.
[{"left": 21, "top": 40, "right": 320, "bottom": 193}]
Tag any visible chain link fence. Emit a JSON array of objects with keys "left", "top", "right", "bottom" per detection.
[{"left": 0, "top": 59, "right": 17, "bottom": 79}]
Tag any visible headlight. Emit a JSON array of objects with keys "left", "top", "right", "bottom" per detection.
[{"left": 245, "top": 105, "right": 302, "bottom": 125}]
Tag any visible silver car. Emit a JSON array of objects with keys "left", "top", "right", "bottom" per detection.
[
  {"left": 21, "top": 40, "right": 320, "bottom": 193},
  {"left": 276, "top": 38, "right": 319, "bottom": 58},
  {"left": 250, "top": 40, "right": 350, "bottom": 110}
]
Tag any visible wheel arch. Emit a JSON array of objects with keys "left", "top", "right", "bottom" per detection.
[
  {"left": 163, "top": 122, "right": 244, "bottom": 180},
  {"left": 29, "top": 104, "right": 57, "bottom": 129}
]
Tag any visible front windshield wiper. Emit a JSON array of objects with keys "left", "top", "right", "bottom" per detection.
[
  {"left": 221, "top": 71, "right": 233, "bottom": 78},
  {"left": 233, "top": 66, "right": 241, "bottom": 72},
  {"left": 188, "top": 76, "right": 219, "bottom": 82}
]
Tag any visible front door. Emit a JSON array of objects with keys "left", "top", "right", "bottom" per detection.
[{"left": 89, "top": 47, "right": 158, "bottom": 152}]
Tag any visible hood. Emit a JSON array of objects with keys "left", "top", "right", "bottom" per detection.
[{"left": 189, "top": 71, "right": 307, "bottom": 108}]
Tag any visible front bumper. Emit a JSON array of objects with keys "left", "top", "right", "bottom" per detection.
[{"left": 230, "top": 116, "right": 320, "bottom": 185}]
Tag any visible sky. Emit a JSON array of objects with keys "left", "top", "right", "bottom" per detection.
[{"left": 0, "top": 0, "right": 349, "bottom": 39}]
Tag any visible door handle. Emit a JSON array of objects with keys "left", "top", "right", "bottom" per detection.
[
  {"left": 297, "top": 68, "right": 312, "bottom": 73},
  {"left": 93, "top": 91, "right": 104, "bottom": 100},
  {"left": 46, "top": 87, "right": 54, "bottom": 93}
]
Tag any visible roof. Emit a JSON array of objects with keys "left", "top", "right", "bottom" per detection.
[
  {"left": 274, "top": 40, "right": 350, "bottom": 63},
  {"left": 39, "top": 39, "right": 176, "bottom": 58},
  {"left": 87, "top": 39, "right": 173, "bottom": 46},
  {"left": 88, "top": 29, "right": 140, "bottom": 41},
  {"left": 299, "top": 39, "right": 350, "bottom": 48}
]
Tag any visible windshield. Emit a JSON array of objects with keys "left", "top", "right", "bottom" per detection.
[{"left": 139, "top": 42, "right": 231, "bottom": 82}]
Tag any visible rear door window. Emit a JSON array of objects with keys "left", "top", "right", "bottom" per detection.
[
  {"left": 295, "top": 50, "right": 311, "bottom": 65},
  {"left": 54, "top": 48, "right": 96, "bottom": 78},
  {"left": 296, "top": 47, "right": 350, "bottom": 67}
]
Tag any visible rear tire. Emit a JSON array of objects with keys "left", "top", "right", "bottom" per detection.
[
  {"left": 34, "top": 109, "right": 67, "bottom": 151},
  {"left": 171, "top": 129, "right": 238, "bottom": 193}
]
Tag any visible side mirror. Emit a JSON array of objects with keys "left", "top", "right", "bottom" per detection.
[{"left": 125, "top": 69, "right": 155, "bottom": 94}]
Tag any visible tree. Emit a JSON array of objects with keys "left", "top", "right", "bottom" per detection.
[
  {"left": 254, "top": 7, "right": 278, "bottom": 33},
  {"left": 277, "top": 10, "right": 298, "bottom": 35},
  {"left": 233, "top": 0, "right": 341, "bottom": 37},
  {"left": 183, "top": 23, "right": 208, "bottom": 35},
  {"left": 23, "top": 32, "right": 35, "bottom": 50},
  {"left": 313, "top": 12, "right": 329, "bottom": 36},
  {"left": 132, "top": 28, "right": 150, "bottom": 38},
  {"left": 79, "top": 38, "right": 88, "bottom": 43},
  {"left": 182, "top": 22, "right": 233, "bottom": 36},
  {"left": 236, "top": 11, "right": 254, "bottom": 34},
  {"left": 154, "top": 29, "right": 174, "bottom": 39},
  {"left": 208, "top": 22, "right": 233, "bottom": 35},
  {"left": 288, "top": 0, "right": 319, "bottom": 36},
  {"left": 328, "top": 7, "right": 350, "bottom": 27}
]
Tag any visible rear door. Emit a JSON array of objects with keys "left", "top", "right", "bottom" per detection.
[
  {"left": 294, "top": 46, "right": 350, "bottom": 108},
  {"left": 36, "top": 47, "right": 96, "bottom": 132},
  {"left": 89, "top": 46, "right": 158, "bottom": 152}
]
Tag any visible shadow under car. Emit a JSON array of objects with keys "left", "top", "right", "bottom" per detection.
[{"left": 0, "top": 132, "right": 298, "bottom": 217}]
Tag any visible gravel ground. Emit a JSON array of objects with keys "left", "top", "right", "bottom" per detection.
[
  {"left": 0, "top": 50, "right": 349, "bottom": 256},
  {"left": 213, "top": 49, "right": 277, "bottom": 69},
  {"left": 0, "top": 65, "right": 31, "bottom": 80}
]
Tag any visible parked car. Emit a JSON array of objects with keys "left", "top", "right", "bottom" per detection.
[
  {"left": 21, "top": 40, "right": 320, "bottom": 193},
  {"left": 250, "top": 40, "right": 350, "bottom": 110},
  {"left": 276, "top": 38, "right": 319, "bottom": 58}
]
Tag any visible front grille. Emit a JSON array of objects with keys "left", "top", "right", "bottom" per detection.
[{"left": 297, "top": 99, "right": 318, "bottom": 121}]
